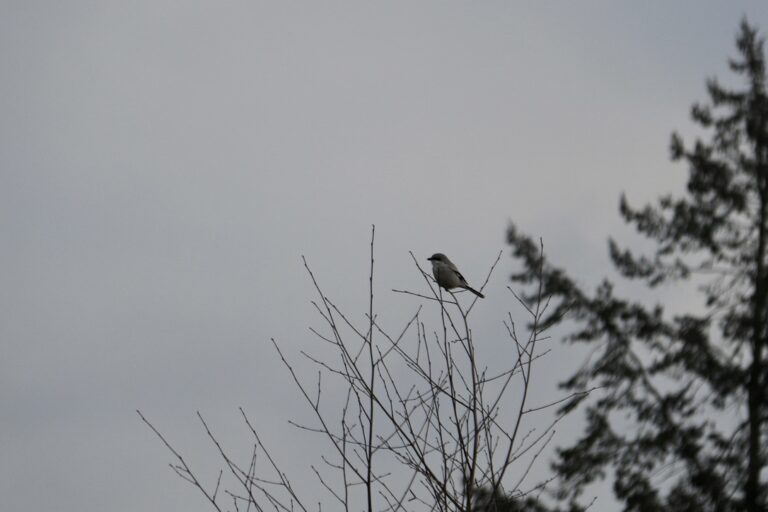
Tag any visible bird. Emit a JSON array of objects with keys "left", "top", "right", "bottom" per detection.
[{"left": 427, "top": 253, "right": 485, "bottom": 298}]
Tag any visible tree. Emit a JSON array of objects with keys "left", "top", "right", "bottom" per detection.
[
  {"left": 507, "top": 19, "right": 768, "bottom": 512},
  {"left": 140, "top": 228, "right": 580, "bottom": 511}
]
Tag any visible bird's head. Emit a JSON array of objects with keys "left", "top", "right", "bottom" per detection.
[{"left": 428, "top": 253, "right": 448, "bottom": 263}]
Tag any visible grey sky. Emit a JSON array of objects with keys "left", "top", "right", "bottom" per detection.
[{"left": 3, "top": 3, "right": 768, "bottom": 511}]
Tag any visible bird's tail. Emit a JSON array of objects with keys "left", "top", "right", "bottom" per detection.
[{"left": 465, "top": 286, "right": 485, "bottom": 299}]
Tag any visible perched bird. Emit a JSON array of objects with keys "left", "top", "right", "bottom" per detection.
[{"left": 427, "top": 253, "right": 485, "bottom": 298}]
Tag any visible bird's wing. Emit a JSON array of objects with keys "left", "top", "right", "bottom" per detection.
[{"left": 445, "top": 261, "right": 468, "bottom": 285}]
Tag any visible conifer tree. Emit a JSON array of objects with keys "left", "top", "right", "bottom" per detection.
[{"left": 507, "top": 19, "right": 768, "bottom": 512}]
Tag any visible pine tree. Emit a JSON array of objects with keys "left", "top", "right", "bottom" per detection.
[{"left": 507, "top": 19, "right": 768, "bottom": 512}]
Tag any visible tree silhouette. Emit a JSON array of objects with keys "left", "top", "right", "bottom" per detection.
[{"left": 507, "top": 19, "right": 768, "bottom": 512}]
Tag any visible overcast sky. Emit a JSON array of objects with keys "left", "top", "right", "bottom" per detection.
[{"left": 3, "top": 3, "right": 768, "bottom": 511}]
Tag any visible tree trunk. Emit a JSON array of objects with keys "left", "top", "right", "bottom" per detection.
[{"left": 746, "top": 164, "right": 767, "bottom": 512}]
